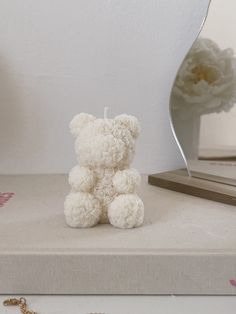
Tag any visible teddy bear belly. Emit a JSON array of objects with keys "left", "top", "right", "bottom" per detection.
[{"left": 92, "top": 169, "right": 117, "bottom": 224}]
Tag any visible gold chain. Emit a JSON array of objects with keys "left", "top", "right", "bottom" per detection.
[
  {"left": 3, "top": 297, "right": 107, "bottom": 314},
  {"left": 3, "top": 297, "right": 37, "bottom": 314}
]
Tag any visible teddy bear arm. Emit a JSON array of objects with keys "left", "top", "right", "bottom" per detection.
[
  {"left": 113, "top": 168, "right": 141, "bottom": 194},
  {"left": 69, "top": 165, "right": 96, "bottom": 192}
]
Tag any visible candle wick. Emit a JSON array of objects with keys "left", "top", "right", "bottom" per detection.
[{"left": 104, "top": 106, "right": 109, "bottom": 120}]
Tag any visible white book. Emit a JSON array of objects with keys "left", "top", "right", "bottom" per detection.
[{"left": 0, "top": 174, "right": 236, "bottom": 295}]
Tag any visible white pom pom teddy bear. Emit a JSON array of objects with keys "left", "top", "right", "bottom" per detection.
[{"left": 64, "top": 109, "right": 144, "bottom": 229}]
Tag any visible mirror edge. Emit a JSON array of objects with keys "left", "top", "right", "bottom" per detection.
[{"left": 168, "top": 0, "right": 212, "bottom": 176}]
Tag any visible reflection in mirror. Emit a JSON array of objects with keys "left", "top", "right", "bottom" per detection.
[{"left": 170, "top": 0, "right": 236, "bottom": 186}]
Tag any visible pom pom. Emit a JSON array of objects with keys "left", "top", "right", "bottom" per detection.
[
  {"left": 70, "top": 113, "right": 95, "bottom": 137},
  {"left": 69, "top": 166, "right": 95, "bottom": 192},
  {"left": 115, "top": 114, "right": 140, "bottom": 139},
  {"left": 108, "top": 194, "right": 144, "bottom": 228},
  {"left": 113, "top": 168, "right": 141, "bottom": 193},
  {"left": 64, "top": 192, "right": 101, "bottom": 228}
]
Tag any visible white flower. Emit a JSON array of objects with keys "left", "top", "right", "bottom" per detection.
[{"left": 172, "top": 37, "right": 236, "bottom": 115}]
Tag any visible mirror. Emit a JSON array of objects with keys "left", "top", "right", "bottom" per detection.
[{"left": 170, "top": 0, "right": 236, "bottom": 186}]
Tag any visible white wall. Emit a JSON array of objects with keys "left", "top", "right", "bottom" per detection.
[{"left": 0, "top": 0, "right": 209, "bottom": 174}]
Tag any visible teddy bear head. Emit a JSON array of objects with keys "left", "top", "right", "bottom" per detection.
[{"left": 70, "top": 112, "right": 140, "bottom": 168}]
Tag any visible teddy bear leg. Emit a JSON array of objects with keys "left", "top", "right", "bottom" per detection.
[
  {"left": 108, "top": 194, "right": 144, "bottom": 229},
  {"left": 64, "top": 192, "right": 102, "bottom": 228}
]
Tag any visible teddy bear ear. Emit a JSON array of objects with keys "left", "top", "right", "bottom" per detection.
[
  {"left": 70, "top": 113, "right": 96, "bottom": 137},
  {"left": 115, "top": 114, "right": 140, "bottom": 139}
]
